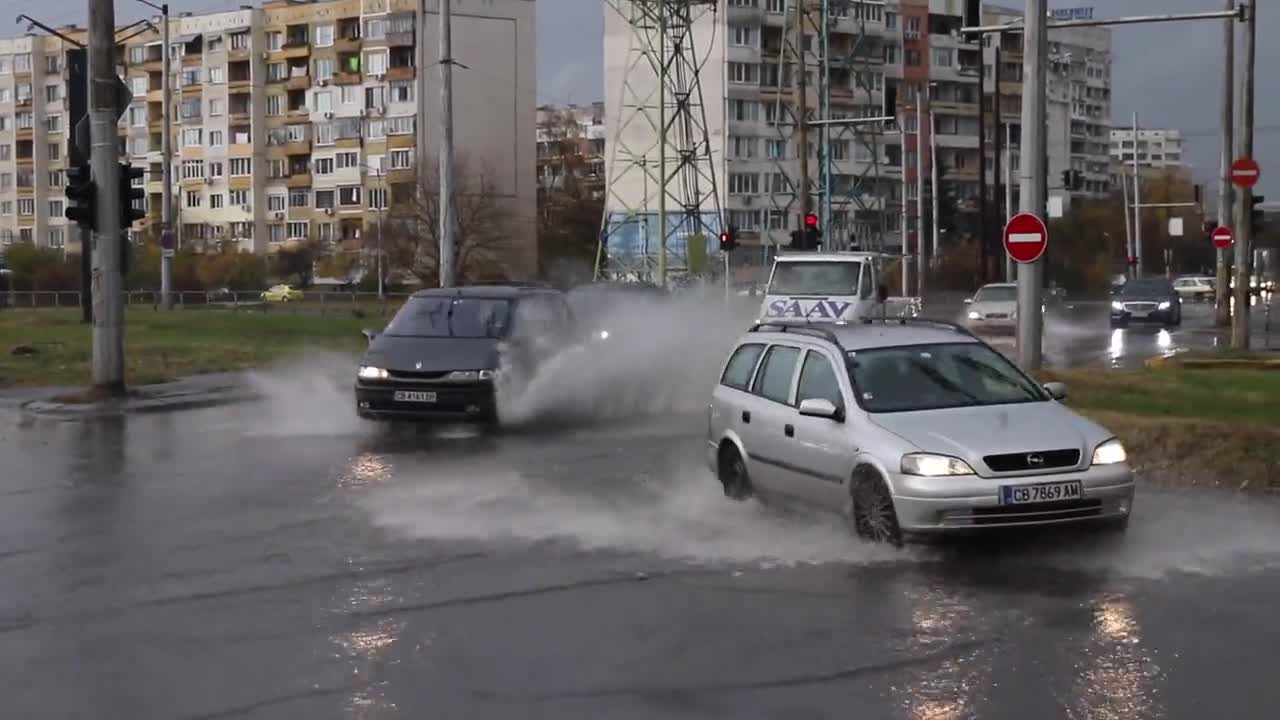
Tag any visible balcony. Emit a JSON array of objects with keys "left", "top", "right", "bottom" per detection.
[
  {"left": 15, "top": 127, "right": 34, "bottom": 141},
  {"left": 334, "top": 35, "right": 361, "bottom": 53},
  {"left": 386, "top": 30, "right": 414, "bottom": 47},
  {"left": 335, "top": 71, "right": 362, "bottom": 86},
  {"left": 286, "top": 173, "right": 312, "bottom": 188},
  {"left": 386, "top": 168, "right": 415, "bottom": 185},
  {"left": 182, "top": 83, "right": 203, "bottom": 96},
  {"left": 386, "top": 66, "right": 414, "bottom": 82},
  {"left": 228, "top": 81, "right": 252, "bottom": 94},
  {"left": 284, "top": 140, "right": 311, "bottom": 155},
  {"left": 286, "top": 74, "right": 310, "bottom": 91}
]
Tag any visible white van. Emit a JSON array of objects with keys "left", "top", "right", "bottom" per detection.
[{"left": 758, "top": 252, "right": 889, "bottom": 322}]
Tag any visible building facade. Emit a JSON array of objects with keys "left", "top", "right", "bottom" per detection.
[
  {"left": 1109, "top": 128, "right": 1185, "bottom": 169},
  {"left": 536, "top": 102, "right": 606, "bottom": 202},
  {"left": 0, "top": 0, "right": 536, "bottom": 277}
]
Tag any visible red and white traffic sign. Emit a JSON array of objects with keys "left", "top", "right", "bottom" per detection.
[
  {"left": 1231, "top": 157, "right": 1261, "bottom": 188},
  {"left": 1212, "top": 225, "right": 1234, "bottom": 250},
  {"left": 1003, "top": 212, "right": 1048, "bottom": 264}
]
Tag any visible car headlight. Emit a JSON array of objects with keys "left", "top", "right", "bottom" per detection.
[
  {"left": 1158, "top": 301, "right": 1171, "bottom": 310},
  {"left": 1111, "top": 301, "right": 1124, "bottom": 311},
  {"left": 357, "top": 365, "right": 388, "bottom": 380},
  {"left": 1091, "top": 438, "right": 1127, "bottom": 466},
  {"left": 445, "top": 369, "right": 498, "bottom": 381},
  {"left": 598, "top": 329, "right": 610, "bottom": 340},
  {"left": 967, "top": 311, "right": 982, "bottom": 320},
  {"left": 901, "top": 453, "right": 975, "bottom": 477}
]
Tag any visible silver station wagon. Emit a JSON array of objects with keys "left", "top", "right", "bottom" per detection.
[{"left": 706, "top": 319, "right": 1135, "bottom": 546}]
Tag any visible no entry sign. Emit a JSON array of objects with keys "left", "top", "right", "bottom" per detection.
[
  {"left": 1231, "top": 157, "right": 1261, "bottom": 188},
  {"left": 1003, "top": 212, "right": 1048, "bottom": 264},
  {"left": 1212, "top": 225, "right": 1234, "bottom": 250}
]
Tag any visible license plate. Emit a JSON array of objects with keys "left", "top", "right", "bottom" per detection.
[
  {"left": 393, "top": 390, "right": 437, "bottom": 403},
  {"left": 1001, "top": 480, "right": 1082, "bottom": 505}
]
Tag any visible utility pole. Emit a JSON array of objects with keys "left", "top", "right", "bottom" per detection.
[
  {"left": 656, "top": 7, "right": 667, "bottom": 286},
  {"left": 1004, "top": 124, "right": 1014, "bottom": 281},
  {"left": 438, "top": 0, "right": 456, "bottom": 288},
  {"left": 1232, "top": 0, "right": 1256, "bottom": 350},
  {"left": 1016, "top": 0, "right": 1047, "bottom": 370},
  {"left": 153, "top": 2, "right": 173, "bottom": 309},
  {"left": 976, "top": 37, "right": 988, "bottom": 284},
  {"left": 89, "top": 0, "right": 125, "bottom": 392},
  {"left": 915, "top": 89, "right": 926, "bottom": 297},
  {"left": 1121, "top": 164, "right": 1133, "bottom": 271},
  {"left": 1131, "top": 111, "right": 1142, "bottom": 277},
  {"left": 929, "top": 107, "right": 939, "bottom": 262},
  {"left": 1215, "top": 0, "right": 1234, "bottom": 327},
  {"left": 795, "top": 0, "right": 811, "bottom": 223},
  {"left": 900, "top": 112, "right": 909, "bottom": 296}
]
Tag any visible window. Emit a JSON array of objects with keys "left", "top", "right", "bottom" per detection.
[
  {"left": 229, "top": 189, "right": 249, "bottom": 206},
  {"left": 208, "top": 161, "right": 224, "bottom": 178},
  {"left": 314, "top": 123, "right": 334, "bottom": 145},
  {"left": 885, "top": 11, "right": 897, "bottom": 29},
  {"left": 905, "top": 49, "right": 921, "bottom": 66},
  {"left": 265, "top": 95, "right": 282, "bottom": 116},
  {"left": 365, "top": 86, "right": 385, "bottom": 109},
  {"left": 48, "top": 228, "right": 64, "bottom": 248},
  {"left": 229, "top": 158, "right": 252, "bottom": 176},
  {"left": 389, "top": 149, "right": 413, "bottom": 169},
  {"left": 206, "top": 35, "right": 223, "bottom": 52},
  {"left": 932, "top": 48, "right": 953, "bottom": 67},
  {"left": 386, "top": 115, "right": 414, "bottom": 135},
  {"left": 729, "top": 136, "right": 756, "bottom": 159},
  {"left": 268, "top": 194, "right": 286, "bottom": 212},
  {"left": 287, "top": 221, "right": 308, "bottom": 238},
  {"left": 340, "top": 86, "right": 358, "bottom": 105},
  {"left": 269, "top": 159, "right": 287, "bottom": 178},
  {"left": 207, "top": 98, "right": 223, "bottom": 117},
  {"left": 751, "top": 346, "right": 800, "bottom": 404},
  {"left": 314, "top": 25, "right": 334, "bottom": 47},
  {"left": 336, "top": 151, "right": 360, "bottom": 169},
  {"left": 364, "top": 50, "right": 387, "bottom": 75},
  {"left": 768, "top": 261, "right": 861, "bottom": 295},
  {"left": 209, "top": 194, "right": 224, "bottom": 209},
  {"left": 208, "top": 67, "right": 224, "bottom": 84},
  {"left": 45, "top": 114, "right": 62, "bottom": 132},
  {"left": 765, "top": 139, "right": 786, "bottom": 159},
  {"left": 47, "top": 143, "right": 60, "bottom": 161},
  {"left": 365, "top": 119, "right": 386, "bottom": 139},
  {"left": 289, "top": 189, "right": 309, "bottom": 207},
  {"left": 314, "top": 190, "right": 335, "bottom": 209},
  {"left": 728, "top": 62, "right": 758, "bottom": 84},
  {"left": 182, "top": 128, "right": 203, "bottom": 146},
  {"left": 314, "top": 58, "right": 334, "bottom": 81},
  {"left": 339, "top": 186, "right": 361, "bottom": 206},
  {"left": 368, "top": 187, "right": 387, "bottom": 210},
  {"left": 849, "top": 343, "right": 1046, "bottom": 414},
  {"left": 181, "top": 160, "right": 205, "bottom": 179},
  {"left": 209, "top": 130, "right": 224, "bottom": 147},
  {"left": 796, "top": 351, "right": 843, "bottom": 409},
  {"left": 314, "top": 157, "right": 334, "bottom": 175},
  {"left": 268, "top": 32, "right": 283, "bottom": 51},
  {"left": 720, "top": 344, "right": 764, "bottom": 390},
  {"left": 728, "top": 173, "right": 759, "bottom": 195},
  {"left": 45, "top": 84, "right": 60, "bottom": 102},
  {"left": 731, "top": 26, "right": 756, "bottom": 47},
  {"left": 48, "top": 200, "right": 64, "bottom": 217},
  {"left": 185, "top": 190, "right": 202, "bottom": 208},
  {"left": 48, "top": 170, "right": 63, "bottom": 187},
  {"left": 390, "top": 80, "right": 413, "bottom": 102},
  {"left": 230, "top": 32, "right": 249, "bottom": 50},
  {"left": 314, "top": 91, "right": 333, "bottom": 113}
]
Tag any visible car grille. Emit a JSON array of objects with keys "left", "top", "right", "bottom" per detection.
[
  {"left": 960, "top": 499, "right": 1104, "bottom": 526},
  {"left": 1122, "top": 302, "right": 1158, "bottom": 313},
  {"left": 984, "top": 313, "right": 1010, "bottom": 319},
  {"left": 387, "top": 369, "right": 452, "bottom": 381},
  {"left": 983, "top": 449, "right": 1081, "bottom": 473}
]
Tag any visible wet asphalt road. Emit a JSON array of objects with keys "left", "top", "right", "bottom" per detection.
[{"left": 4, "top": 394, "right": 1280, "bottom": 719}]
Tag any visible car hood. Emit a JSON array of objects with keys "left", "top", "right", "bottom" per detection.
[
  {"left": 969, "top": 300, "right": 1016, "bottom": 315},
  {"left": 867, "top": 401, "right": 1113, "bottom": 475},
  {"left": 1116, "top": 293, "right": 1170, "bottom": 303},
  {"left": 362, "top": 335, "right": 501, "bottom": 372}
]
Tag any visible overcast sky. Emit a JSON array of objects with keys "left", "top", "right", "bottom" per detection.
[{"left": 17, "top": 0, "right": 1276, "bottom": 193}]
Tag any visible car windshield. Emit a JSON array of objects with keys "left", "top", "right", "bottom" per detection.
[
  {"left": 383, "top": 296, "right": 512, "bottom": 338},
  {"left": 847, "top": 342, "right": 1048, "bottom": 413},
  {"left": 1121, "top": 279, "right": 1171, "bottom": 296},
  {"left": 973, "top": 285, "right": 1016, "bottom": 303},
  {"left": 769, "top": 261, "right": 863, "bottom": 296}
]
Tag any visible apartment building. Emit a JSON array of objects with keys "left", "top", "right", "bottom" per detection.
[
  {"left": 536, "top": 102, "right": 606, "bottom": 202},
  {"left": 1109, "top": 128, "right": 1185, "bottom": 169},
  {"left": 0, "top": 0, "right": 536, "bottom": 277}
]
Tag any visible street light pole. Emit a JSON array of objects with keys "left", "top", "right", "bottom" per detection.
[
  {"left": 438, "top": 0, "right": 456, "bottom": 288},
  {"left": 89, "top": 0, "right": 125, "bottom": 392},
  {"left": 1016, "top": 0, "right": 1047, "bottom": 370},
  {"left": 159, "top": 4, "right": 173, "bottom": 308},
  {"left": 1232, "top": 0, "right": 1257, "bottom": 350},
  {"left": 1215, "top": 0, "right": 1234, "bottom": 327}
]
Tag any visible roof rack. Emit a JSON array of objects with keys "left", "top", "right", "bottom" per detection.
[
  {"left": 859, "top": 315, "right": 977, "bottom": 338},
  {"left": 749, "top": 322, "right": 846, "bottom": 348}
]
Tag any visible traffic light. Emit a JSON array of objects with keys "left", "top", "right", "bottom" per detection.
[
  {"left": 64, "top": 165, "right": 97, "bottom": 231},
  {"left": 1252, "top": 194, "right": 1266, "bottom": 236},
  {"left": 719, "top": 227, "right": 737, "bottom": 252},
  {"left": 803, "top": 213, "right": 821, "bottom": 250},
  {"left": 119, "top": 163, "right": 146, "bottom": 229}
]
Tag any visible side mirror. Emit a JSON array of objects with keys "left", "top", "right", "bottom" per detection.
[
  {"left": 963, "top": 297, "right": 973, "bottom": 305},
  {"left": 798, "top": 398, "right": 843, "bottom": 421},
  {"left": 361, "top": 328, "right": 380, "bottom": 343},
  {"left": 1043, "top": 382, "right": 1068, "bottom": 401},
  {"left": 877, "top": 284, "right": 889, "bottom": 303}
]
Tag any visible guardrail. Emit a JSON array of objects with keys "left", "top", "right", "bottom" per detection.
[{"left": 0, "top": 290, "right": 416, "bottom": 317}]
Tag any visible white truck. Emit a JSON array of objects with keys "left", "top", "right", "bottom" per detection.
[{"left": 757, "top": 251, "right": 921, "bottom": 323}]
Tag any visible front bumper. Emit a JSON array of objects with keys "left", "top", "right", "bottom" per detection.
[
  {"left": 888, "top": 463, "right": 1135, "bottom": 532},
  {"left": 1111, "top": 305, "right": 1175, "bottom": 324},
  {"left": 965, "top": 316, "right": 1016, "bottom": 334},
  {"left": 354, "top": 380, "right": 497, "bottom": 422}
]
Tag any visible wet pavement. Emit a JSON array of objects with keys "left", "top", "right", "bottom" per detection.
[{"left": 4, "top": 393, "right": 1280, "bottom": 719}]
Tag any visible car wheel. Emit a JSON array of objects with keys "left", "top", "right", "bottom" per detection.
[
  {"left": 850, "top": 468, "right": 903, "bottom": 547},
  {"left": 716, "top": 443, "right": 752, "bottom": 501}
]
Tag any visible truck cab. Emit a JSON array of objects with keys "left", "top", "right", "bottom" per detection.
[{"left": 758, "top": 252, "right": 888, "bottom": 323}]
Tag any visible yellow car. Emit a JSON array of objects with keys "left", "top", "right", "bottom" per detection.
[{"left": 261, "top": 284, "right": 304, "bottom": 302}]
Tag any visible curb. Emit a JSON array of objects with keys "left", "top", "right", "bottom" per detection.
[{"left": 1144, "top": 355, "right": 1280, "bottom": 370}]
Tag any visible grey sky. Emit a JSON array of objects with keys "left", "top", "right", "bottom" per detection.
[{"left": 16, "top": 0, "right": 1275, "bottom": 193}]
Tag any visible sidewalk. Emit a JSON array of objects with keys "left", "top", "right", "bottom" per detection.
[{"left": 0, "top": 372, "right": 260, "bottom": 419}]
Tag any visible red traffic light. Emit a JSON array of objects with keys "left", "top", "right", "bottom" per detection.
[
  {"left": 804, "top": 213, "right": 819, "bottom": 227},
  {"left": 719, "top": 229, "right": 737, "bottom": 251}
]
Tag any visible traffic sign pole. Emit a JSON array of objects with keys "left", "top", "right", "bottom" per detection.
[{"left": 1016, "top": 0, "right": 1048, "bottom": 371}]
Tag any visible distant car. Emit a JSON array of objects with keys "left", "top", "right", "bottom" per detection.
[
  {"left": 354, "top": 285, "right": 577, "bottom": 423},
  {"left": 1111, "top": 276, "right": 1181, "bottom": 328},
  {"left": 1172, "top": 275, "right": 1214, "bottom": 302},
  {"left": 706, "top": 320, "right": 1134, "bottom": 546},
  {"left": 963, "top": 283, "right": 1018, "bottom": 333},
  {"left": 261, "top": 284, "right": 304, "bottom": 302}
]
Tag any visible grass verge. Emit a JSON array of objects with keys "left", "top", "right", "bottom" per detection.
[
  {"left": 0, "top": 308, "right": 369, "bottom": 388},
  {"left": 1043, "top": 368, "right": 1280, "bottom": 492}
]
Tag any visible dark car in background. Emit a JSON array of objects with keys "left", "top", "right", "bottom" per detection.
[
  {"left": 1110, "top": 276, "right": 1182, "bottom": 328},
  {"left": 354, "top": 285, "right": 576, "bottom": 423}
]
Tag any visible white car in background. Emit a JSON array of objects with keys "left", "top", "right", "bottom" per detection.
[
  {"left": 1172, "top": 276, "right": 1215, "bottom": 302},
  {"left": 963, "top": 283, "right": 1018, "bottom": 333}
]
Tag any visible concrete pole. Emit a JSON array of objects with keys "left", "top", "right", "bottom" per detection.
[
  {"left": 1004, "top": 122, "right": 1014, "bottom": 281},
  {"left": 900, "top": 127, "right": 909, "bottom": 296},
  {"left": 915, "top": 90, "right": 926, "bottom": 297},
  {"left": 1016, "top": 0, "right": 1046, "bottom": 370},
  {"left": 438, "top": 0, "right": 456, "bottom": 288},
  {"left": 1121, "top": 163, "right": 1133, "bottom": 271},
  {"left": 1131, "top": 111, "right": 1142, "bottom": 278},
  {"left": 159, "top": 4, "right": 173, "bottom": 309},
  {"left": 89, "top": 0, "right": 125, "bottom": 392},
  {"left": 1232, "top": 0, "right": 1256, "bottom": 350},
  {"left": 930, "top": 108, "right": 940, "bottom": 261},
  {"left": 656, "top": 7, "right": 667, "bottom": 287},
  {"left": 1215, "top": 0, "right": 1234, "bottom": 327}
]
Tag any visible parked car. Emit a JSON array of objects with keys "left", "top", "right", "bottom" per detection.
[
  {"left": 261, "top": 284, "right": 304, "bottom": 303},
  {"left": 1110, "top": 276, "right": 1181, "bottom": 328},
  {"left": 354, "top": 285, "right": 577, "bottom": 424},
  {"left": 706, "top": 319, "right": 1134, "bottom": 546},
  {"left": 1172, "top": 275, "right": 1215, "bottom": 302}
]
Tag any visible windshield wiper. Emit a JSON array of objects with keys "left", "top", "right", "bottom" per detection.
[
  {"left": 909, "top": 360, "right": 984, "bottom": 405},
  {"left": 954, "top": 355, "right": 1037, "bottom": 399}
]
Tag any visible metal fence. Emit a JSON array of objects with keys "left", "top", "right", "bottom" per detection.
[{"left": 0, "top": 290, "right": 417, "bottom": 317}]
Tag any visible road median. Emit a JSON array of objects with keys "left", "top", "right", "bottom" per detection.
[{"left": 1042, "top": 368, "right": 1280, "bottom": 493}]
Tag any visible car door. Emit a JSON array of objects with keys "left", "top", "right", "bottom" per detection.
[
  {"left": 776, "top": 347, "right": 855, "bottom": 509},
  {"left": 743, "top": 343, "right": 804, "bottom": 496},
  {"left": 710, "top": 341, "right": 767, "bottom": 467}
]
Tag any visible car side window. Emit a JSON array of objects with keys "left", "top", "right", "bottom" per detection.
[
  {"left": 720, "top": 343, "right": 765, "bottom": 390},
  {"left": 858, "top": 264, "right": 873, "bottom": 299},
  {"left": 751, "top": 345, "right": 801, "bottom": 404},
  {"left": 796, "top": 350, "right": 845, "bottom": 409}
]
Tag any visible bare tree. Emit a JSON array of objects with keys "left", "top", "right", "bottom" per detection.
[
  {"left": 536, "top": 107, "right": 605, "bottom": 286},
  {"left": 382, "top": 157, "right": 516, "bottom": 286}
]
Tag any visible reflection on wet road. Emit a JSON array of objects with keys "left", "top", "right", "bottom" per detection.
[{"left": 4, "top": 396, "right": 1280, "bottom": 719}]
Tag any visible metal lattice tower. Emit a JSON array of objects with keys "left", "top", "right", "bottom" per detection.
[{"left": 596, "top": 0, "right": 723, "bottom": 285}]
